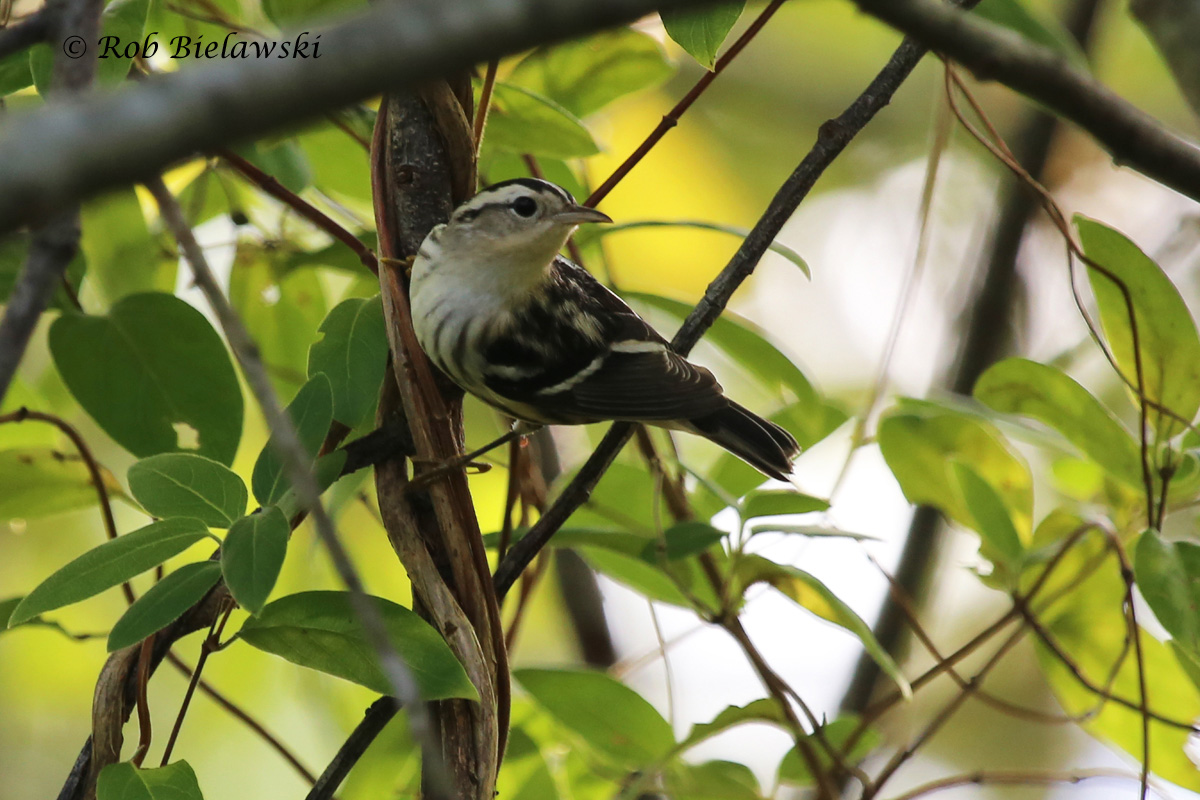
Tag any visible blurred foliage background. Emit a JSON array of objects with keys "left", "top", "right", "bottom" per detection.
[{"left": 3, "top": 0, "right": 1200, "bottom": 797}]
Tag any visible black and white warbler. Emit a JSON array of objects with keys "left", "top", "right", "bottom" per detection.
[{"left": 409, "top": 178, "right": 799, "bottom": 481}]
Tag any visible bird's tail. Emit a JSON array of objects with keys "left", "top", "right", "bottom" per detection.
[{"left": 688, "top": 401, "right": 799, "bottom": 481}]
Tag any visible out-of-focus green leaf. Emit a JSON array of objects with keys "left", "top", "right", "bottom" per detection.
[
  {"left": 735, "top": 554, "right": 910, "bottom": 697},
  {"left": 484, "top": 83, "right": 599, "bottom": 159},
  {"left": 80, "top": 188, "right": 173, "bottom": 305},
  {"left": 50, "top": 293, "right": 243, "bottom": 464},
  {"left": 0, "top": 448, "right": 126, "bottom": 521},
  {"left": 741, "top": 490, "right": 828, "bottom": 520},
  {"left": 307, "top": 296, "right": 388, "bottom": 429},
  {"left": 221, "top": 507, "right": 288, "bottom": 615},
  {"left": 590, "top": 221, "right": 809, "bottom": 278},
  {"left": 252, "top": 374, "right": 334, "bottom": 505},
  {"left": 1077, "top": 216, "right": 1200, "bottom": 439},
  {"left": 97, "top": 760, "right": 205, "bottom": 800},
  {"left": 230, "top": 256, "right": 328, "bottom": 397},
  {"left": 1037, "top": 542, "right": 1200, "bottom": 790},
  {"left": 275, "top": 450, "right": 347, "bottom": 520},
  {"left": 0, "top": 49, "right": 32, "bottom": 96},
  {"left": 262, "top": 0, "right": 364, "bottom": 26},
  {"left": 952, "top": 462, "right": 1024, "bottom": 572},
  {"left": 975, "top": 358, "right": 1142, "bottom": 488},
  {"left": 478, "top": 152, "right": 587, "bottom": 202},
  {"left": 878, "top": 405, "right": 1031, "bottom": 536},
  {"left": 496, "top": 727, "right": 560, "bottom": 800},
  {"left": 777, "top": 716, "right": 881, "bottom": 786},
  {"left": 1, "top": 596, "right": 100, "bottom": 641},
  {"left": 640, "top": 521, "right": 726, "bottom": 561},
  {"left": 973, "top": 0, "right": 1087, "bottom": 69},
  {"left": 274, "top": 235, "right": 378, "bottom": 278},
  {"left": 128, "top": 453, "right": 247, "bottom": 528},
  {"left": 747, "top": 523, "right": 878, "bottom": 540},
  {"left": 8, "top": 518, "right": 211, "bottom": 627},
  {"left": 1134, "top": 529, "right": 1200, "bottom": 653},
  {"left": 578, "top": 547, "right": 694, "bottom": 607},
  {"left": 238, "top": 590, "right": 477, "bottom": 700},
  {"left": 679, "top": 698, "right": 788, "bottom": 751},
  {"left": 108, "top": 561, "right": 222, "bottom": 651},
  {"left": 232, "top": 140, "right": 312, "bottom": 194},
  {"left": 32, "top": 0, "right": 150, "bottom": 92},
  {"left": 664, "top": 760, "right": 761, "bottom": 799},
  {"left": 509, "top": 28, "right": 673, "bottom": 117},
  {"left": 297, "top": 122, "right": 373, "bottom": 203},
  {"left": 515, "top": 668, "right": 675, "bottom": 765},
  {"left": 661, "top": 3, "right": 744, "bottom": 69}
]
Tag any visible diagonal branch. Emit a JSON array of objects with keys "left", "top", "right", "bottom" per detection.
[{"left": 0, "top": 9, "right": 48, "bottom": 62}]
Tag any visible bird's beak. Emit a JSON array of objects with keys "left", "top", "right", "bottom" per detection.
[{"left": 553, "top": 205, "right": 612, "bottom": 225}]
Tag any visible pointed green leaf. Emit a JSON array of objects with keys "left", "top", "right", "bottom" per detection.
[
  {"left": 509, "top": 28, "right": 673, "bottom": 117},
  {"left": 747, "top": 523, "right": 878, "bottom": 541},
  {"left": 1134, "top": 529, "right": 1200, "bottom": 653},
  {"left": 777, "top": 716, "right": 881, "bottom": 786},
  {"left": 1077, "top": 216, "right": 1200, "bottom": 439},
  {"left": 975, "top": 358, "right": 1142, "bottom": 487},
  {"left": 307, "top": 296, "right": 388, "bottom": 429},
  {"left": 741, "top": 490, "right": 829, "bottom": 520},
  {"left": 952, "top": 462, "right": 1024, "bottom": 570},
  {"left": 640, "top": 521, "right": 726, "bottom": 561},
  {"left": 680, "top": 698, "right": 788, "bottom": 751},
  {"left": 237, "top": 591, "right": 477, "bottom": 700},
  {"left": 735, "top": 554, "right": 910, "bottom": 697},
  {"left": 128, "top": 453, "right": 247, "bottom": 528},
  {"left": 661, "top": 3, "right": 745, "bottom": 69},
  {"left": 97, "top": 760, "right": 204, "bottom": 800},
  {"left": 108, "top": 561, "right": 222, "bottom": 651},
  {"left": 274, "top": 450, "right": 348, "bottom": 520},
  {"left": 515, "top": 668, "right": 675, "bottom": 765},
  {"left": 9, "top": 518, "right": 211, "bottom": 626},
  {"left": 0, "top": 448, "right": 127, "bottom": 521},
  {"left": 252, "top": 374, "right": 334, "bottom": 505},
  {"left": 665, "top": 760, "right": 761, "bottom": 799},
  {"left": 221, "top": 507, "right": 289, "bottom": 615},
  {"left": 484, "top": 83, "right": 600, "bottom": 159},
  {"left": 577, "top": 547, "right": 694, "bottom": 607},
  {"left": 49, "top": 292, "right": 243, "bottom": 464}
]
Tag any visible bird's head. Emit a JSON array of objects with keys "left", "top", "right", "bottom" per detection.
[{"left": 440, "top": 178, "right": 611, "bottom": 273}]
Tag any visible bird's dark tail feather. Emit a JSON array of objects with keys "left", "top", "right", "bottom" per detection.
[{"left": 689, "top": 401, "right": 800, "bottom": 481}]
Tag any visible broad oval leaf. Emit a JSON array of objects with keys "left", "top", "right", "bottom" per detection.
[
  {"left": 741, "top": 489, "right": 829, "bottom": 520},
  {"left": 1134, "top": 529, "right": 1200, "bottom": 654},
  {"left": 252, "top": 373, "right": 334, "bottom": 506},
  {"left": 483, "top": 83, "right": 600, "bottom": 159},
  {"left": 661, "top": 2, "right": 745, "bottom": 70},
  {"left": 734, "top": 554, "right": 910, "bottom": 697},
  {"left": 237, "top": 590, "right": 477, "bottom": 701},
  {"left": 108, "top": 561, "right": 222, "bottom": 651},
  {"left": 974, "top": 357, "right": 1142, "bottom": 488},
  {"left": 97, "top": 760, "right": 204, "bottom": 800},
  {"left": 128, "top": 453, "right": 247, "bottom": 528},
  {"left": 49, "top": 292, "right": 243, "bottom": 465},
  {"left": 307, "top": 295, "right": 388, "bottom": 429},
  {"left": 777, "top": 716, "right": 881, "bottom": 786},
  {"left": 515, "top": 667, "right": 675, "bottom": 765},
  {"left": 509, "top": 28, "right": 673, "bottom": 117},
  {"left": 1077, "top": 216, "right": 1200, "bottom": 439},
  {"left": 0, "top": 447, "right": 127, "bottom": 521},
  {"left": 9, "top": 518, "right": 211, "bottom": 627},
  {"left": 221, "top": 507, "right": 289, "bottom": 615}
]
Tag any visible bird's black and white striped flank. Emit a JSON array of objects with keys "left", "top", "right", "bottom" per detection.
[{"left": 408, "top": 178, "right": 800, "bottom": 481}]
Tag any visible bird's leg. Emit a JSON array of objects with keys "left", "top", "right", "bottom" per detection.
[
  {"left": 407, "top": 422, "right": 542, "bottom": 491},
  {"left": 379, "top": 255, "right": 416, "bottom": 277}
]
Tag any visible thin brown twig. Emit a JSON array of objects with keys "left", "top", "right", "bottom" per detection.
[
  {"left": 584, "top": 0, "right": 786, "bottom": 207},
  {"left": 473, "top": 60, "right": 500, "bottom": 151},
  {"left": 131, "top": 637, "right": 155, "bottom": 767},
  {"left": 161, "top": 603, "right": 234, "bottom": 765},
  {"left": 0, "top": 408, "right": 132, "bottom": 604},
  {"left": 887, "top": 768, "right": 1149, "bottom": 800}
]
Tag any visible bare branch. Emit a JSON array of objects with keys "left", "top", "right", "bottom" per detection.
[{"left": 0, "top": 8, "right": 48, "bottom": 61}]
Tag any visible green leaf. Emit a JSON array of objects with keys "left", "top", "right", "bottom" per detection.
[
  {"left": 497, "top": 726, "right": 561, "bottom": 800},
  {"left": 589, "top": 221, "right": 809, "bottom": 278},
  {"left": 640, "top": 521, "right": 726, "bottom": 561},
  {"left": 975, "top": 358, "right": 1142, "bottom": 488},
  {"left": 238, "top": 590, "right": 477, "bottom": 700},
  {"left": 952, "top": 462, "right": 1024, "bottom": 571},
  {"left": 80, "top": 188, "right": 173, "bottom": 305},
  {"left": 231, "top": 140, "right": 312, "bottom": 194},
  {"left": 661, "top": 3, "right": 744, "bottom": 69},
  {"left": 275, "top": 450, "right": 348, "bottom": 520},
  {"left": 509, "top": 28, "right": 674, "bottom": 118},
  {"left": 515, "top": 668, "right": 675, "bottom": 765},
  {"left": 777, "top": 716, "right": 881, "bottom": 786},
  {"left": 741, "top": 490, "right": 828, "bottom": 520},
  {"left": 578, "top": 546, "right": 694, "bottom": 607},
  {"left": 128, "top": 454, "right": 247, "bottom": 528},
  {"left": 0, "top": 49, "right": 33, "bottom": 96},
  {"left": 9, "top": 518, "right": 211, "bottom": 627},
  {"left": 1134, "top": 529, "right": 1200, "bottom": 653},
  {"left": 262, "top": 0, "right": 365, "bottom": 26},
  {"left": 2, "top": 596, "right": 98, "bottom": 640},
  {"left": 679, "top": 698, "right": 788, "bottom": 751},
  {"left": 0, "top": 232, "right": 85, "bottom": 311},
  {"left": 877, "top": 405, "right": 1032, "bottom": 536},
  {"left": 1077, "top": 215, "right": 1200, "bottom": 439},
  {"left": 50, "top": 293, "right": 243, "bottom": 465},
  {"left": 973, "top": 0, "right": 1088, "bottom": 70},
  {"left": 484, "top": 83, "right": 600, "bottom": 159},
  {"left": 221, "top": 507, "right": 289, "bottom": 615},
  {"left": 97, "top": 760, "right": 204, "bottom": 800},
  {"left": 307, "top": 296, "right": 388, "bottom": 429},
  {"left": 746, "top": 523, "right": 878, "bottom": 541},
  {"left": 664, "top": 760, "right": 761, "bottom": 800},
  {"left": 108, "top": 561, "right": 222, "bottom": 651},
  {"left": 32, "top": 0, "right": 150, "bottom": 92},
  {"left": 252, "top": 374, "right": 334, "bottom": 505},
  {"left": 735, "top": 555, "right": 911, "bottom": 697},
  {"left": 0, "top": 448, "right": 127, "bottom": 521}
]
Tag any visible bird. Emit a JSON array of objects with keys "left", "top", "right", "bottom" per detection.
[{"left": 408, "top": 177, "right": 799, "bottom": 481}]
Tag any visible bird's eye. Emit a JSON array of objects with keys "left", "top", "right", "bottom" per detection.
[{"left": 511, "top": 197, "right": 538, "bottom": 217}]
